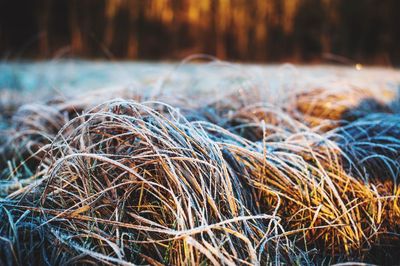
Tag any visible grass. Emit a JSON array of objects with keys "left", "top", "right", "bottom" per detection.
[{"left": 0, "top": 62, "right": 400, "bottom": 265}]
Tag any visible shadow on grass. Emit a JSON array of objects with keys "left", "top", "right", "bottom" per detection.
[{"left": 332, "top": 94, "right": 400, "bottom": 265}]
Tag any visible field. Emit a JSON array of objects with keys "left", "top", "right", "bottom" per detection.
[{"left": 1, "top": 59, "right": 400, "bottom": 265}]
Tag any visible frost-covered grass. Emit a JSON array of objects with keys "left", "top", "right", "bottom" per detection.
[{"left": 1, "top": 59, "right": 400, "bottom": 265}]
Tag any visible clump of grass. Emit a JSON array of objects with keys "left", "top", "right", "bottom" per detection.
[
  {"left": 330, "top": 113, "right": 400, "bottom": 184},
  {"left": 1, "top": 65, "right": 400, "bottom": 265},
  {"left": 292, "top": 87, "right": 390, "bottom": 129},
  {"left": 200, "top": 111, "right": 400, "bottom": 261},
  {"left": 0, "top": 103, "right": 68, "bottom": 196},
  {"left": 2, "top": 101, "right": 307, "bottom": 265}
]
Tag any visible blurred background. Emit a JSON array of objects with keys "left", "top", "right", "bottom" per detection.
[{"left": 0, "top": 0, "right": 399, "bottom": 65}]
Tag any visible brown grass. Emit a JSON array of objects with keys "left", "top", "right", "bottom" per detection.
[{"left": 1, "top": 67, "right": 400, "bottom": 265}]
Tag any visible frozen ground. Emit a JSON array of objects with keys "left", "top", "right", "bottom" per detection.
[
  {"left": 1, "top": 60, "right": 400, "bottom": 132},
  {"left": 1, "top": 60, "right": 400, "bottom": 102},
  {"left": 1, "top": 60, "right": 400, "bottom": 265}
]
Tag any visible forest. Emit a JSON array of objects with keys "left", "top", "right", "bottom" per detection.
[{"left": 1, "top": 0, "right": 400, "bottom": 64}]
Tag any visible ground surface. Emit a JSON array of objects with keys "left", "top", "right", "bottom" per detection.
[{"left": 1, "top": 60, "right": 400, "bottom": 265}]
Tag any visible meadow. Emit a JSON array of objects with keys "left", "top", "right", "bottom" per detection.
[{"left": 1, "top": 59, "right": 400, "bottom": 265}]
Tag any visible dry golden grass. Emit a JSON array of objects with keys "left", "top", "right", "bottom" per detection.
[{"left": 1, "top": 65, "right": 400, "bottom": 265}]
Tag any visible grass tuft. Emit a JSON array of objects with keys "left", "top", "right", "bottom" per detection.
[{"left": 1, "top": 64, "right": 400, "bottom": 265}]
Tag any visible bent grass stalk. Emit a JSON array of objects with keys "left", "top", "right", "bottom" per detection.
[{"left": 0, "top": 79, "right": 399, "bottom": 265}]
